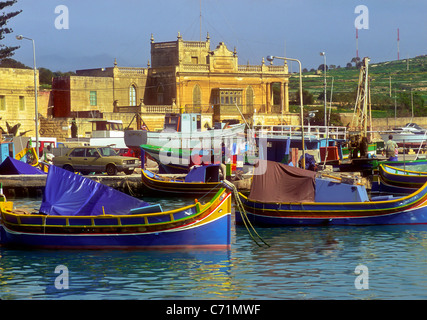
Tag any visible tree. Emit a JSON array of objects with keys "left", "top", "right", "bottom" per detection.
[
  {"left": 290, "top": 89, "right": 314, "bottom": 105},
  {"left": 351, "top": 57, "right": 361, "bottom": 67},
  {"left": 0, "top": 57, "right": 29, "bottom": 68},
  {"left": 39, "top": 67, "right": 54, "bottom": 85},
  {"left": 0, "top": 1, "right": 22, "bottom": 60},
  {"left": 317, "top": 64, "right": 328, "bottom": 71}
]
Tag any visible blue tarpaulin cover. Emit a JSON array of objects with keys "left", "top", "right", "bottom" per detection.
[
  {"left": 185, "top": 164, "right": 220, "bottom": 182},
  {"left": 39, "top": 165, "right": 149, "bottom": 216},
  {"left": 0, "top": 156, "right": 46, "bottom": 175}
]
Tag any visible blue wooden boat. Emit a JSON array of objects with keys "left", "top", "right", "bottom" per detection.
[
  {"left": 236, "top": 160, "right": 427, "bottom": 226},
  {"left": 0, "top": 166, "right": 231, "bottom": 249},
  {"left": 371, "top": 164, "right": 427, "bottom": 196}
]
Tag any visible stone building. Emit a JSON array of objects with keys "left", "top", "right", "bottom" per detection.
[
  {"left": 146, "top": 33, "right": 292, "bottom": 125},
  {"left": 50, "top": 33, "right": 293, "bottom": 137},
  {"left": 0, "top": 68, "right": 39, "bottom": 137},
  {"left": 52, "top": 59, "right": 148, "bottom": 118}
]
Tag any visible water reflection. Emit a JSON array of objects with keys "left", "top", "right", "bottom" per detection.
[
  {"left": 232, "top": 225, "right": 427, "bottom": 299},
  {"left": 0, "top": 248, "right": 233, "bottom": 300},
  {"left": 3, "top": 197, "right": 427, "bottom": 299}
]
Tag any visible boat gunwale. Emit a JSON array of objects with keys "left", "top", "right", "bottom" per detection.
[
  {"left": 238, "top": 180, "right": 427, "bottom": 214},
  {"left": 379, "top": 164, "right": 427, "bottom": 186},
  {"left": 0, "top": 188, "right": 229, "bottom": 233},
  {"left": 142, "top": 169, "right": 222, "bottom": 187}
]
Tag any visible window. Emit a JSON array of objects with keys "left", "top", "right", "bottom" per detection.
[
  {"left": 246, "top": 86, "right": 254, "bottom": 107},
  {"left": 0, "top": 96, "right": 5, "bottom": 111},
  {"left": 90, "top": 91, "right": 97, "bottom": 106},
  {"left": 19, "top": 96, "right": 25, "bottom": 111},
  {"left": 69, "top": 148, "right": 86, "bottom": 157},
  {"left": 218, "top": 90, "right": 242, "bottom": 105},
  {"left": 86, "top": 148, "right": 99, "bottom": 157},
  {"left": 129, "top": 85, "right": 136, "bottom": 106},
  {"left": 99, "top": 147, "right": 117, "bottom": 156},
  {"left": 157, "top": 85, "right": 164, "bottom": 105},
  {"left": 191, "top": 56, "right": 198, "bottom": 64},
  {"left": 192, "top": 84, "right": 201, "bottom": 106}
]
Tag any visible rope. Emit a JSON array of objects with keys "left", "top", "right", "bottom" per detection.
[
  {"left": 222, "top": 180, "right": 270, "bottom": 247},
  {"left": 124, "top": 179, "right": 138, "bottom": 197},
  {"left": 197, "top": 182, "right": 223, "bottom": 202}
]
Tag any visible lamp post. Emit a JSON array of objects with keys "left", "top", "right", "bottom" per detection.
[
  {"left": 16, "top": 35, "right": 38, "bottom": 156},
  {"left": 267, "top": 55, "right": 305, "bottom": 169},
  {"left": 320, "top": 52, "right": 327, "bottom": 127}
]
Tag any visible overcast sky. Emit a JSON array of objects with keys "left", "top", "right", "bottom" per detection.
[{"left": 3, "top": 0, "right": 426, "bottom": 72}]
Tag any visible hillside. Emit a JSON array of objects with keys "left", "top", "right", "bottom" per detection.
[{"left": 288, "top": 55, "right": 427, "bottom": 118}]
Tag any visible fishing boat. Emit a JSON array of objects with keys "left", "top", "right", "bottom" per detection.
[
  {"left": 0, "top": 165, "right": 231, "bottom": 249},
  {"left": 141, "top": 164, "right": 225, "bottom": 196},
  {"left": 125, "top": 113, "right": 246, "bottom": 150},
  {"left": 141, "top": 143, "right": 213, "bottom": 174},
  {"left": 235, "top": 160, "right": 427, "bottom": 226},
  {"left": 371, "top": 163, "right": 427, "bottom": 196},
  {"left": 379, "top": 123, "right": 427, "bottom": 147}
]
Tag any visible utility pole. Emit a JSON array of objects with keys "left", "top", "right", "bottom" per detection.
[{"left": 397, "top": 28, "right": 400, "bottom": 60}]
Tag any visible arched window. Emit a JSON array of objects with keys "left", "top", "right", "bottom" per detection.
[
  {"left": 192, "top": 84, "right": 202, "bottom": 107},
  {"left": 129, "top": 85, "right": 137, "bottom": 106},
  {"left": 157, "top": 85, "right": 164, "bottom": 104}
]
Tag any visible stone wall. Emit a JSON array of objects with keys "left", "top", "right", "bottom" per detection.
[
  {"left": 39, "top": 116, "right": 69, "bottom": 141},
  {"left": 0, "top": 68, "right": 38, "bottom": 137}
]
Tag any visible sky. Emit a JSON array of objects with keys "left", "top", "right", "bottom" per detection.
[{"left": 2, "top": 0, "right": 427, "bottom": 72}]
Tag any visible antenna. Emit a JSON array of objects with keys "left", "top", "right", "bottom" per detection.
[
  {"left": 397, "top": 28, "right": 400, "bottom": 60},
  {"left": 356, "top": 28, "right": 359, "bottom": 58}
]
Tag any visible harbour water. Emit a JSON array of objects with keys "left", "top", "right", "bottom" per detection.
[{"left": 1, "top": 196, "right": 427, "bottom": 300}]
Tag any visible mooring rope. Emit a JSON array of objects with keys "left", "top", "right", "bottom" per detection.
[
  {"left": 197, "top": 182, "right": 223, "bottom": 202},
  {"left": 222, "top": 180, "right": 270, "bottom": 247}
]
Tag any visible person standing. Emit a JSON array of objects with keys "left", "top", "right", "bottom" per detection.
[{"left": 385, "top": 135, "right": 398, "bottom": 161}]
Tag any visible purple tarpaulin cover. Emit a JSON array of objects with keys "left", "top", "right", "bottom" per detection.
[
  {"left": 39, "top": 165, "right": 149, "bottom": 216},
  {"left": 0, "top": 157, "right": 46, "bottom": 175}
]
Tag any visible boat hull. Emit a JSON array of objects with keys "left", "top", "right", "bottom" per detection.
[
  {"left": 0, "top": 190, "right": 232, "bottom": 249},
  {"left": 141, "top": 169, "right": 222, "bottom": 196},
  {"left": 379, "top": 133, "right": 427, "bottom": 145},
  {"left": 236, "top": 184, "right": 427, "bottom": 226},
  {"left": 235, "top": 205, "right": 427, "bottom": 226},
  {"left": 0, "top": 213, "right": 230, "bottom": 249}
]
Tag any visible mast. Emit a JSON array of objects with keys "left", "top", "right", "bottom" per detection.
[{"left": 351, "top": 57, "right": 371, "bottom": 140}]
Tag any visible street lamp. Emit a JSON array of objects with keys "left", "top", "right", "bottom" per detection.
[
  {"left": 266, "top": 55, "right": 305, "bottom": 169},
  {"left": 16, "top": 35, "right": 39, "bottom": 157},
  {"left": 320, "top": 52, "right": 327, "bottom": 127}
]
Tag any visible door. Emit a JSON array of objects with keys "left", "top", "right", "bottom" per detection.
[{"left": 83, "top": 147, "right": 102, "bottom": 172}]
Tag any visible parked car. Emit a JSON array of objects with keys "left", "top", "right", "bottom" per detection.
[
  {"left": 52, "top": 146, "right": 139, "bottom": 175},
  {"left": 115, "top": 148, "right": 136, "bottom": 158}
]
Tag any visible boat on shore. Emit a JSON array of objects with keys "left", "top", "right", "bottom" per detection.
[
  {"left": 236, "top": 160, "right": 427, "bottom": 226},
  {"left": 379, "top": 123, "right": 427, "bottom": 147},
  {"left": 125, "top": 113, "right": 246, "bottom": 150},
  {"left": 0, "top": 165, "right": 231, "bottom": 249}
]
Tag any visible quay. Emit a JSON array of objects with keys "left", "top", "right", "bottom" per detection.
[
  {"left": 0, "top": 153, "right": 420, "bottom": 198},
  {"left": 0, "top": 169, "right": 252, "bottom": 198},
  {"left": 0, "top": 172, "right": 144, "bottom": 198}
]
